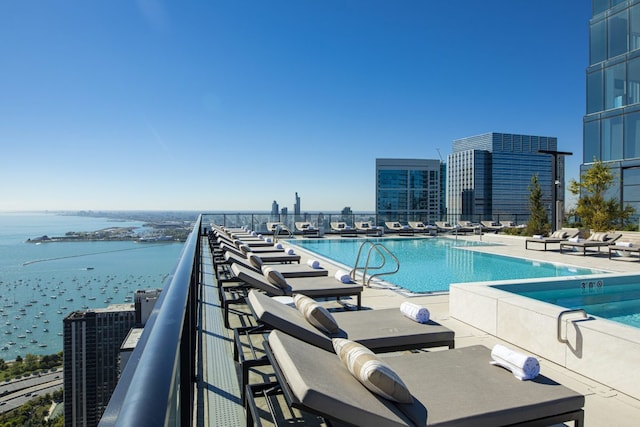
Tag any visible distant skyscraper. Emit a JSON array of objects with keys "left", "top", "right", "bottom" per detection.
[
  {"left": 376, "top": 158, "right": 443, "bottom": 223},
  {"left": 293, "top": 192, "right": 301, "bottom": 219},
  {"left": 447, "top": 132, "right": 561, "bottom": 221},
  {"left": 271, "top": 200, "right": 279, "bottom": 217},
  {"left": 584, "top": 1, "right": 640, "bottom": 214},
  {"left": 63, "top": 304, "right": 135, "bottom": 427}
]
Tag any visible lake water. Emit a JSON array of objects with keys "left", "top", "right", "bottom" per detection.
[{"left": 0, "top": 212, "right": 185, "bottom": 360}]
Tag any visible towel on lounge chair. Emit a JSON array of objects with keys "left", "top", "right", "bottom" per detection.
[
  {"left": 531, "top": 235, "right": 543, "bottom": 239},
  {"left": 334, "top": 270, "right": 352, "bottom": 283},
  {"left": 400, "top": 302, "right": 430, "bottom": 324},
  {"left": 275, "top": 242, "right": 284, "bottom": 249},
  {"left": 306, "top": 259, "right": 321, "bottom": 269},
  {"left": 616, "top": 241, "right": 634, "bottom": 247},
  {"left": 568, "top": 237, "right": 580, "bottom": 243},
  {"left": 490, "top": 344, "right": 540, "bottom": 380},
  {"left": 285, "top": 247, "right": 295, "bottom": 255}
]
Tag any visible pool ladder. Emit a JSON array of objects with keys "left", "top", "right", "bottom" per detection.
[
  {"left": 351, "top": 241, "right": 400, "bottom": 287},
  {"left": 557, "top": 309, "right": 589, "bottom": 343}
]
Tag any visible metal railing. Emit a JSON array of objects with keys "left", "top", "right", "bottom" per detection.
[
  {"left": 351, "top": 240, "right": 400, "bottom": 287},
  {"left": 100, "top": 215, "right": 202, "bottom": 426}
]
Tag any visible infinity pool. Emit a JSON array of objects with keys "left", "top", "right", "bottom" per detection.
[{"left": 289, "top": 238, "right": 602, "bottom": 293}]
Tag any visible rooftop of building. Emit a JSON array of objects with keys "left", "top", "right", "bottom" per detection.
[{"left": 197, "top": 231, "right": 640, "bottom": 426}]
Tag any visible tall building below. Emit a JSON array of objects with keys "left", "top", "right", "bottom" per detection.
[
  {"left": 447, "top": 132, "right": 562, "bottom": 222},
  {"left": 271, "top": 200, "right": 279, "bottom": 217},
  {"left": 64, "top": 304, "right": 135, "bottom": 427},
  {"left": 134, "top": 288, "right": 161, "bottom": 326},
  {"left": 584, "top": 1, "right": 640, "bottom": 214},
  {"left": 376, "top": 158, "right": 443, "bottom": 223}
]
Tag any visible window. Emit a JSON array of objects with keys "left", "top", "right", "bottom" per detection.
[
  {"left": 584, "top": 120, "right": 600, "bottom": 162},
  {"left": 602, "top": 115, "right": 623, "bottom": 161},
  {"left": 593, "top": 0, "right": 609, "bottom": 17},
  {"left": 590, "top": 19, "right": 606, "bottom": 64},
  {"left": 628, "top": 56, "right": 640, "bottom": 105},
  {"left": 605, "top": 62, "right": 626, "bottom": 109},
  {"left": 587, "top": 69, "right": 604, "bottom": 113},
  {"left": 631, "top": 5, "right": 640, "bottom": 50},
  {"left": 625, "top": 111, "right": 640, "bottom": 158},
  {"left": 608, "top": 10, "right": 629, "bottom": 58}
]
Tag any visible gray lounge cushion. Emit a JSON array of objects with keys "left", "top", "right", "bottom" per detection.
[
  {"left": 247, "top": 290, "right": 453, "bottom": 353},
  {"left": 268, "top": 330, "right": 585, "bottom": 427}
]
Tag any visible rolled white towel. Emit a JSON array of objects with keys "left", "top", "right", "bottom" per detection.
[
  {"left": 400, "top": 301, "right": 430, "bottom": 324},
  {"left": 251, "top": 231, "right": 257, "bottom": 236},
  {"left": 616, "top": 241, "right": 633, "bottom": 247},
  {"left": 257, "top": 233, "right": 263, "bottom": 239},
  {"left": 285, "top": 247, "right": 295, "bottom": 255},
  {"left": 275, "top": 243, "right": 284, "bottom": 249},
  {"left": 306, "top": 259, "right": 321, "bottom": 269},
  {"left": 532, "top": 234, "right": 543, "bottom": 239},
  {"left": 264, "top": 237, "right": 273, "bottom": 243},
  {"left": 490, "top": 344, "right": 540, "bottom": 380},
  {"left": 334, "top": 269, "right": 352, "bottom": 284},
  {"left": 568, "top": 237, "right": 581, "bottom": 243}
]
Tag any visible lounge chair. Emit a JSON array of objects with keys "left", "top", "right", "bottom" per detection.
[
  {"left": 480, "top": 220, "right": 503, "bottom": 233},
  {"left": 267, "top": 222, "right": 292, "bottom": 236},
  {"left": 560, "top": 232, "right": 622, "bottom": 255},
  {"left": 218, "top": 241, "right": 301, "bottom": 264},
  {"left": 408, "top": 221, "right": 435, "bottom": 234},
  {"left": 355, "top": 221, "right": 383, "bottom": 236},
  {"left": 222, "top": 264, "right": 363, "bottom": 328},
  {"left": 525, "top": 229, "right": 580, "bottom": 251},
  {"left": 330, "top": 222, "right": 357, "bottom": 237},
  {"left": 456, "top": 220, "right": 477, "bottom": 233},
  {"left": 246, "top": 330, "right": 585, "bottom": 427},
  {"left": 434, "top": 221, "right": 456, "bottom": 232},
  {"left": 222, "top": 252, "right": 328, "bottom": 278},
  {"left": 294, "top": 222, "right": 319, "bottom": 237},
  {"left": 385, "top": 222, "right": 414, "bottom": 236},
  {"left": 608, "top": 234, "right": 640, "bottom": 261},
  {"left": 235, "top": 290, "right": 455, "bottom": 398}
]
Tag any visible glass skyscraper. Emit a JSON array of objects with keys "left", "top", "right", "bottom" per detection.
[
  {"left": 585, "top": 0, "right": 640, "bottom": 213},
  {"left": 447, "top": 132, "right": 562, "bottom": 222},
  {"left": 376, "top": 158, "right": 442, "bottom": 223}
]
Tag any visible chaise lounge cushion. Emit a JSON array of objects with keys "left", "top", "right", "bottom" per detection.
[
  {"left": 333, "top": 338, "right": 412, "bottom": 403},
  {"left": 268, "top": 330, "right": 585, "bottom": 427},
  {"left": 293, "top": 294, "right": 339, "bottom": 334}
]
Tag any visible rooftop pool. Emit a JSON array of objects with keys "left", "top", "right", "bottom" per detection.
[
  {"left": 450, "top": 273, "right": 640, "bottom": 399},
  {"left": 493, "top": 276, "right": 640, "bottom": 328},
  {"left": 288, "top": 237, "right": 603, "bottom": 293}
]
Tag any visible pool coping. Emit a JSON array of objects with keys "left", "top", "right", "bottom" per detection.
[{"left": 450, "top": 272, "right": 640, "bottom": 400}]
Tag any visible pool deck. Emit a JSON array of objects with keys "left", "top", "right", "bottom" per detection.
[{"left": 199, "top": 232, "right": 640, "bottom": 426}]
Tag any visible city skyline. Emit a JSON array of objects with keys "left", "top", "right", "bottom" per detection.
[{"left": 1, "top": 1, "right": 590, "bottom": 212}]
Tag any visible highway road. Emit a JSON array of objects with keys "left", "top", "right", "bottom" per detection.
[{"left": 0, "top": 370, "right": 63, "bottom": 414}]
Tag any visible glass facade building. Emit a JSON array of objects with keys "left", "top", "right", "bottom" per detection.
[
  {"left": 376, "top": 158, "right": 443, "bottom": 223},
  {"left": 447, "top": 132, "right": 562, "bottom": 222},
  {"left": 585, "top": 0, "right": 640, "bottom": 213}
]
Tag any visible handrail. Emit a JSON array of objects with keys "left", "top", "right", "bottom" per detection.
[
  {"left": 100, "top": 215, "right": 201, "bottom": 426},
  {"left": 351, "top": 241, "right": 400, "bottom": 287},
  {"left": 557, "top": 309, "right": 588, "bottom": 343}
]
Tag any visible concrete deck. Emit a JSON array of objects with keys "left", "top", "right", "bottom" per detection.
[{"left": 198, "top": 232, "right": 640, "bottom": 426}]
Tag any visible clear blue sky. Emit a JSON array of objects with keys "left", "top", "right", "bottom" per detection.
[{"left": 1, "top": 1, "right": 591, "bottom": 212}]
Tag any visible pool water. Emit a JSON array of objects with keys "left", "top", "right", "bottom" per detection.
[
  {"left": 289, "top": 238, "right": 602, "bottom": 293},
  {"left": 494, "top": 279, "right": 640, "bottom": 328}
]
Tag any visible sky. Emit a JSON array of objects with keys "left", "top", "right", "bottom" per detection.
[{"left": 1, "top": 1, "right": 592, "bottom": 212}]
